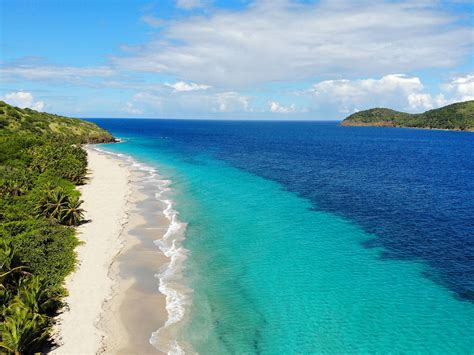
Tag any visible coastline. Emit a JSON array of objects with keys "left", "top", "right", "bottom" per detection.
[
  {"left": 51, "top": 146, "right": 189, "bottom": 354},
  {"left": 340, "top": 121, "right": 474, "bottom": 132},
  {"left": 99, "top": 159, "right": 169, "bottom": 354},
  {"left": 96, "top": 147, "right": 190, "bottom": 354},
  {"left": 51, "top": 147, "right": 132, "bottom": 354}
]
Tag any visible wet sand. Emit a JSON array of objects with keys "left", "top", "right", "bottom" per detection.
[
  {"left": 99, "top": 166, "right": 171, "bottom": 354},
  {"left": 52, "top": 148, "right": 172, "bottom": 354}
]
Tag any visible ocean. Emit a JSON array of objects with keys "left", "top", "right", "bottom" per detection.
[{"left": 91, "top": 119, "right": 474, "bottom": 353}]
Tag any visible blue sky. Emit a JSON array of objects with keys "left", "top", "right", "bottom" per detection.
[{"left": 1, "top": 0, "right": 473, "bottom": 119}]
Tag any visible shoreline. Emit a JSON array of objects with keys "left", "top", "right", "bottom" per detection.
[
  {"left": 97, "top": 147, "right": 190, "bottom": 354},
  {"left": 340, "top": 121, "right": 474, "bottom": 132},
  {"left": 99, "top": 156, "right": 169, "bottom": 354},
  {"left": 51, "top": 147, "right": 132, "bottom": 354},
  {"left": 51, "top": 146, "right": 189, "bottom": 354}
]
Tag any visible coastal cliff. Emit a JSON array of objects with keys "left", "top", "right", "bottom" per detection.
[{"left": 341, "top": 100, "right": 474, "bottom": 131}]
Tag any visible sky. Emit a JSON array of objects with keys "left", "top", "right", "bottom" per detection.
[{"left": 0, "top": 0, "right": 473, "bottom": 120}]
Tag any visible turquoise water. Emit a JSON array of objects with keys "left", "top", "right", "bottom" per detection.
[{"left": 97, "top": 121, "right": 474, "bottom": 354}]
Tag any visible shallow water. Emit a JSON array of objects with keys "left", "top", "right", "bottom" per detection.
[{"left": 94, "top": 120, "right": 474, "bottom": 353}]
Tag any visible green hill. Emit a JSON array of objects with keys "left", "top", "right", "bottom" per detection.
[
  {"left": 341, "top": 100, "right": 474, "bottom": 131},
  {"left": 0, "top": 102, "right": 114, "bottom": 352},
  {"left": 0, "top": 100, "right": 114, "bottom": 143}
]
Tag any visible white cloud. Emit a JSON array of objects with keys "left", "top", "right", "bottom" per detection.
[
  {"left": 131, "top": 92, "right": 163, "bottom": 110},
  {"left": 443, "top": 74, "right": 474, "bottom": 101},
  {"left": 310, "top": 74, "right": 426, "bottom": 111},
  {"left": 214, "top": 92, "right": 251, "bottom": 112},
  {"left": 269, "top": 101, "right": 296, "bottom": 113},
  {"left": 407, "top": 93, "right": 435, "bottom": 110},
  {"left": 33, "top": 102, "right": 44, "bottom": 111},
  {"left": 0, "top": 65, "right": 115, "bottom": 82},
  {"left": 1, "top": 91, "right": 44, "bottom": 111},
  {"left": 165, "top": 81, "right": 210, "bottom": 92},
  {"left": 140, "top": 15, "right": 164, "bottom": 28},
  {"left": 309, "top": 73, "right": 474, "bottom": 114},
  {"left": 125, "top": 90, "right": 253, "bottom": 116},
  {"left": 406, "top": 73, "right": 474, "bottom": 110},
  {"left": 124, "top": 101, "right": 143, "bottom": 115},
  {"left": 312, "top": 74, "right": 424, "bottom": 96},
  {"left": 407, "top": 93, "right": 448, "bottom": 110},
  {"left": 176, "top": 0, "right": 206, "bottom": 10},
  {"left": 113, "top": 0, "right": 472, "bottom": 87}
]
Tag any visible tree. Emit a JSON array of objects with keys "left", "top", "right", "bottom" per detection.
[
  {"left": 36, "top": 190, "right": 69, "bottom": 222},
  {"left": 60, "top": 197, "right": 85, "bottom": 226}
]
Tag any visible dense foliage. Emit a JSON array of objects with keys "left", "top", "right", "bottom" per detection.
[
  {"left": 0, "top": 100, "right": 114, "bottom": 143},
  {"left": 341, "top": 100, "right": 474, "bottom": 131},
  {"left": 0, "top": 101, "right": 113, "bottom": 353}
]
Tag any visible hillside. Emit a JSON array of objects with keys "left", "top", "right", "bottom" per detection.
[
  {"left": 341, "top": 101, "right": 474, "bottom": 131},
  {"left": 0, "top": 103, "right": 114, "bottom": 352},
  {"left": 0, "top": 101, "right": 114, "bottom": 143}
]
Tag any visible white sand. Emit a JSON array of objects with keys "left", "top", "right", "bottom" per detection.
[{"left": 51, "top": 148, "right": 131, "bottom": 354}]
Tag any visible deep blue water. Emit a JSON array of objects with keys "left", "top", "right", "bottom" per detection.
[
  {"left": 92, "top": 119, "right": 474, "bottom": 302},
  {"left": 90, "top": 119, "right": 474, "bottom": 352}
]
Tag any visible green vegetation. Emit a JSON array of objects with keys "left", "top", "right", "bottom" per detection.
[
  {"left": 0, "top": 100, "right": 114, "bottom": 143},
  {"left": 0, "top": 101, "right": 114, "bottom": 353},
  {"left": 341, "top": 100, "right": 474, "bottom": 131}
]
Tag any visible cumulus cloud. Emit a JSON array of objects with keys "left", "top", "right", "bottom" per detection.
[
  {"left": 165, "top": 81, "right": 210, "bottom": 92},
  {"left": 310, "top": 74, "right": 427, "bottom": 111},
  {"left": 214, "top": 92, "right": 251, "bottom": 112},
  {"left": 1, "top": 1, "right": 471, "bottom": 119},
  {"left": 269, "top": 101, "right": 296, "bottom": 113},
  {"left": 113, "top": 0, "right": 472, "bottom": 87},
  {"left": 308, "top": 73, "right": 474, "bottom": 114},
  {"left": 443, "top": 74, "right": 474, "bottom": 101},
  {"left": 407, "top": 93, "right": 448, "bottom": 110},
  {"left": 405, "top": 74, "right": 473, "bottom": 110},
  {"left": 1, "top": 91, "right": 44, "bottom": 110}
]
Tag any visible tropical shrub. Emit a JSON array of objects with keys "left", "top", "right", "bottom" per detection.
[{"left": 0, "top": 100, "right": 113, "bottom": 352}]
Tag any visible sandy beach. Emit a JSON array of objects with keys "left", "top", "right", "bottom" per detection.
[
  {"left": 99, "top": 166, "right": 170, "bottom": 354},
  {"left": 51, "top": 148, "right": 131, "bottom": 354},
  {"left": 51, "top": 147, "right": 170, "bottom": 354}
]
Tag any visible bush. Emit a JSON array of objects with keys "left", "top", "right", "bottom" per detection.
[
  {"left": 0, "top": 101, "right": 106, "bottom": 353},
  {"left": 29, "top": 142, "right": 88, "bottom": 184},
  {"left": 10, "top": 223, "right": 78, "bottom": 287},
  {"left": 0, "top": 138, "right": 82, "bottom": 352}
]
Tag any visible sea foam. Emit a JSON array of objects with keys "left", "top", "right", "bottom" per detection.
[
  {"left": 89, "top": 145, "right": 192, "bottom": 354},
  {"left": 150, "top": 190, "right": 192, "bottom": 354}
]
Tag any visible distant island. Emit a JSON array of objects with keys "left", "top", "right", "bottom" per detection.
[{"left": 341, "top": 100, "right": 474, "bottom": 131}]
